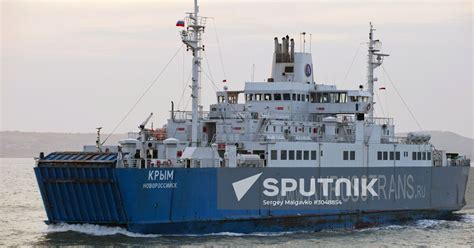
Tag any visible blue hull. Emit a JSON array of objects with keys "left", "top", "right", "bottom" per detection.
[{"left": 34, "top": 166, "right": 469, "bottom": 234}]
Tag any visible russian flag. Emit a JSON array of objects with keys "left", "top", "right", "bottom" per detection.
[{"left": 176, "top": 20, "right": 185, "bottom": 27}]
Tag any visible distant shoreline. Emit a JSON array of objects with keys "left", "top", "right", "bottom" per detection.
[{"left": 1, "top": 130, "right": 472, "bottom": 158}]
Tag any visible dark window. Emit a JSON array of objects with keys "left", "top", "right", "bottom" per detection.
[
  {"left": 292, "top": 94, "right": 297, "bottom": 101},
  {"left": 271, "top": 150, "right": 277, "bottom": 160},
  {"left": 350, "top": 151, "right": 355, "bottom": 160},
  {"left": 304, "top": 151, "right": 309, "bottom": 160},
  {"left": 281, "top": 150, "right": 287, "bottom": 160},
  {"left": 390, "top": 151, "right": 394, "bottom": 160},
  {"left": 320, "top": 150, "right": 324, "bottom": 157},
  {"left": 274, "top": 94, "right": 282, "bottom": 101},
  {"left": 396, "top": 152, "right": 400, "bottom": 160},
  {"left": 427, "top": 152, "right": 431, "bottom": 160},
  {"left": 422, "top": 152, "right": 426, "bottom": 160},
  {"left": 417, "top": 152, "right": 422, "bottom": 160},
  {"left": 284, "top": 66, "right": 294, "bottom": 73},
  {"left": 343, "top": 151, "right": 349, "bottom": 160},
  {"left": 283, "top": 94, "right": 291, "bottom": 100},
  {"left": 289, "top": 150, "right": 295, "bottom": 160},
  {"left": 297, "top": 94, "right": 301, "bottom": 101},
  {"left": 311, "top": 151, "right": 317, "bottom": 160},
  {"left": 383, "top": 151, "right": 388, "bottom": 160},
  {"left": 296, "top": 150, "right": 302, "bottom": 160},
  {"left": 377, "top": 151, "right": 382, "bottom": 160},
  {"left": 412, "top": 152, "right": 417, "bottom": 160}
]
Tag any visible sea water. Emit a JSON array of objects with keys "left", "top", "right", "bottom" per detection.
[{"left": 1, "top": 158, "right": 473, "bottom": 246}]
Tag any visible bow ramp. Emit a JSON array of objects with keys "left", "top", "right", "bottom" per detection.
[{"left": 34, "top": 152, "right": 128, "bottom": 225}]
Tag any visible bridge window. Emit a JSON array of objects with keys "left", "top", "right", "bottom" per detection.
[
  {"left": 422, "top": 152, "right": 426, "bottom": 160},
  {"left": 322, "top": 93, "right": 329, "bottom": 103},
  {"left": 412, "top": 152, "right": 417, "bottom": 160},
  {"left": 289, "top": 150, "right": 295, "bottom": 160},
  {"left": 228, "top": 95, "right": 238, "bottom": 104},
  {"left": 427, "top": 152, "right": 431, "bottom": 160},
  {"left": 246, "top": 94, "right": 253, "bottom": 101},
  {"left": 343, "top": 151, "right": 355, "bottom": 160},
  {"left": 311, "top": 150, "right": 317, "bottom": 160},
  {"left": 271, "top": 150, "right": 277, "bottom": 160},
  {"left": 292, "top": 94, "right": 297, "bottom": 101},
  {"left": 417, "top": 152, "right": 422, "bottom": 160},
  {"left": 264, "top": 94, "right": 272, "bottom": 101},
  {"left": 274, "top": 94, "right": 282, "bottom": 101},
  {"left": 296, "top": 150, "right": 302, "bottom": 160},
  {"left": 383, "top": 151, "right": 388, "bottom": 160},
  {"left": 218, "top": 95, "right": 225, "bottom": 103},
  {"left": 255, "top": 94, "right": 262, "bottom": 101},
  {"left": 283, "top": 93, "right": 291, "bottom": 101},
  {"left": 377, "top": 151, "right": 382, "bottom": 160},
  {"left": 297, "top": 94, "right": 301, "bottom": 101},
  {"left": 339, "top": 93, "right": 347, "bottom": 103},
  {"left": 304, "top": 151, "right": 309, "bottom": 160},
  {"left": 281, "top": 150, "right": 287, "bottom": 160},
  {"left": 350, "top": 151, "right": 355, "bottom": 160},
  {"left": 396, "top": 152, "right": 400, "bottom": 160},
  {"left": 390, "top": 151, "right": 394, "bottom": 160}
]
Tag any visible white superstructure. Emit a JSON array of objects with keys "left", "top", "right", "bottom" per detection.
[{"left": 112, "top": 21, "right": 469, "bottom": 170}]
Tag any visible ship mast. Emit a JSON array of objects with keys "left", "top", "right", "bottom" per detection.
[
  {"left": 367, "top": 22, "right": 389, "bottom": 121},
  {"left": 181, "top": 0, "right": 205, "bottom": 146}
]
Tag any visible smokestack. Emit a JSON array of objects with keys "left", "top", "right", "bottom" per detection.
[
  {"left": 282, "top": 37, "right": 287, "bottom": 55},
  {"left": 290, "top": 38, "right": 295, "bottom": 61},
  {"left": 274, "top": 37, "right": 279, "bottom": 53}
]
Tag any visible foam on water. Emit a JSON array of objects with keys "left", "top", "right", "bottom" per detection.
[
  {"left": 45, "top": 223, "right": 160, "bottom": 238},
  {"left": 414, "top": 219, "right": 445, "bottom": 229},
  {"left": 356, "top": 224, "right": 405, "bottom": 233},
  {"left": 461, "top": 214, "right": 474, "bottom": 223},
  {"left": 180, "top": 231, "right": 302, "bottom": 237},
  {"left": 45, "top": 224, "right": 302, "bottom": 238}
]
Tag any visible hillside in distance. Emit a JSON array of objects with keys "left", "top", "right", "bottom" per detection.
[
  {"left": 0, "top": 131, "right": 126, "bottom": 158},
  {"left": 0, "top": 130, "right": 472, "bottom": 159}
]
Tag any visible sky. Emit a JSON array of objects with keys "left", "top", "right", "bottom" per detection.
[{"left": 1, "top": 0, "right": 473, "bottom": 138}]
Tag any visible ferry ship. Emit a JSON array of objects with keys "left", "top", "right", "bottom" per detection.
[{"left": 34, "top": 0, "right": 470, "bottom": 234}]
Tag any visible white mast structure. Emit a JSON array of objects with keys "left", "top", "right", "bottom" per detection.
[
  {"left": 181, "top": 0, "right": 205, "bottom": 147},
  {"left": 367, "top": 22, "right": 389, "bottom": 121}
]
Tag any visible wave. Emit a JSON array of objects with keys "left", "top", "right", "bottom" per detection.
[
  {"left": 461, "top": 214, "right": 474, "bottom": 223},
  {"left": 44, "top": 215, "right": 474, "bottom": 238},
  {"left": 414, "top": 219, "right": 445, "bottom": 229},
  {"left": 45, "top": 223, "right": 302, "bottom": 238},
  {"left": 45, "top": 223, "right": 160, "bottom": 238},
  {"left": 355, "top": 224, "right": 405, "bottom": 233},
  {"left": 177, "top": 231, "right": 302, "bottom": 237}
]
